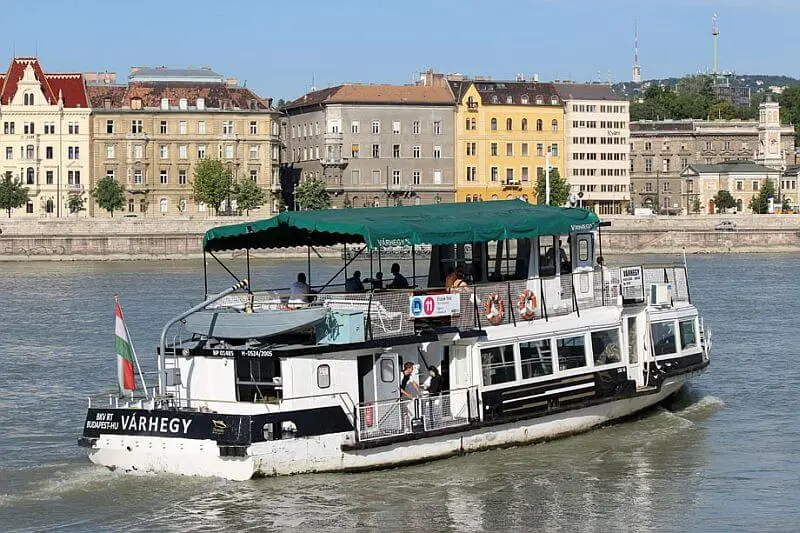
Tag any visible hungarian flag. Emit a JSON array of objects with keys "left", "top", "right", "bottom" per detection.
[{"left": 115, "top": 298, "right": 136, "bottom": 393}]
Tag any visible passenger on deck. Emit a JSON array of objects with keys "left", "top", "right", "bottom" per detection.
[
  {"left": 444, "top": 266, "right": 457, "bottom": 289},
  {"left": 400, "top": 362, "right": 420, "bottom": 400},
  {"left": 368, "top": 271, "right": 384, "bottom": 291},
  {"left": 289, "top": 272, "right": 312, "bottom": 303},
  {"left": 387, "top": 263, "right": 410, "bottom": 289},
  {"left": 345, "top": 270, "right": 365, "bottom": 293},
  {"left": 451, "top": 265, "right": 468, "bottom": 289}
]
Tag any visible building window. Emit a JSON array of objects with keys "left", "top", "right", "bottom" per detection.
[
  {"left": 134, "top": 170, "right": 143, "bottom": 185},
  {"left": 5, "top": 147, "right": 11, "bottom": 159},
  {"left": 551, "top": 119, "right": 558, "bottom": 133},
  {"left": 179, "top": 145, "right": 188, "bottom": 159},
  {"left": 506, "top": 118, "right": 512, "bottom": 131},
  {"left": 392, "top": 170, "right": 401, "bottom": 185},
  {"left": 413, "top": 170, "right": 421, "bottom": 185},
  {"left": 705, "top": 141, "right": 713, "bottom": 150},
  {"left": 160, "top": 170, "right": 168, "bottom": 184},
  {"left": 663, "top": 159, "right": 670, "bottom": 172},
  {"left": 350, "top": 169, "right": 360, "bottom": 185},
  {"left": 480, "top": 345, "right": 516, "bottom": 385},
  {"left": 491, "top": 143, "right": 498, "bottom": 156},
  {"left": 198, "top": 121, "right": 206, "bottom": 134},
  {"left": 178, "top": 121, "right": 187, "bottom": 135},
  {"left": 433, "top": 146, "right": 441, "bottom": 159},
  {"left": 249, "top": 121, "right": 257, "bottom": 135},
  {"left": 46, "top": 171, "right": 53, "bottom": 185},
  {"left": 645, "top": 158, "right": 653, "bottom": 173},
  {"left": 23, "top": 92, "right": 34, "bottom": 105},
  {"left": 506, "top": 143, "right": 513, "bottom": 157},
  {"left": 550, "top": 144, "right": 558, "bottom": 157},
  {"left": 521, "top": 118, "right": 528, "bottom": 131},
  {"left": 224, "top": 145, "right": 234, "bottom": 159},
  {"left": 412, "top": 121, "right": 420, "bottom": 134},
  {"left": 490, "top": 118, "right": 497, "bottom": 131},
  {"left": 197, "top": 145, "right": 206, "bottom": 159},
  {"left": 131, "top": 120, "right": 142, "bottom": 134},
  {"left": 160, "top": 145, "right": 168, "bottom": 159},
  {"left": 466, "top": 166, "right": 477, "bottom": 182},
  {"left": 433, "top": 170, "right": 442, "bottom": 184},
  {"left": 372, "top": 120, "right": 380, "bottom": 134},
  {"left": 536, "top": 143, "right": 543, "bottom": 157},
  {"left": 521, "top": 167, "right": 529, "bottom": 182},
  {"left": 557, "top": 335, "right": 587, "bottom": 371},
  {"left": 536, "top": 119, "right": 543, "bottom": 131},
  {"left": 26, "top": 167, "right": 35, "bottom": 184},
  {"left": 160, "top": 198, "right": 168, "bottom": 212},
  {"left": 351, "top": 144, "right": 360, "bottom": 158},
  {"left": 3, "top": 122, "right": 14, "bottom": 134},
  {"left": 223, "top": 121, "right": 234, "bottom": 135},
  {"left": 736, "top": 180, "right": 743, "bottom": 191},
  {"left": 26, "top": 200, "right": 33, "bottom": 213},
  {"left": 681, "top": 158, "right": 688, "bottom": 169},
  {"left": 24, "top": 122, "right": 35, "bottom": 134},
  {"left": 68, "top": 146, "right": 79, "bottom": 159},
  {"left": 106, "top": 145, "right": 114, "bottom": 159},
  {"left": 392, "top": 121, "right": 401, "bottom": 134},
  {"left": 160, "top": 120, "right": 168, "bottom": 134},
  {"left": 44, "top": 122, "right": 55, "bottom": 134},
  {"left": 179, "top": 170, "right": 187, "bottom": 185},
  {"left": 433, "top": 121, "right": 441, "bottom": 135},
  {"left": 249, "top": 145, "right": 259, "bottom": 159},
  {"left": 372, "top": 144, "right": 380, "bottom": 158},
  {"left": 106, "top": 120, "right": 114, "bottom": 134},
  {"left": 106, "top": 169, "right": 115, "bottom": 181},
  {"left": 506, "top": 168, "right": 514, "bottom": 184},
  {"left": 393, "top": 144, "right": 401, "bottom": 158},
  {"left": 372, "top": 169, "right": 381, "bottom": 184},
  {"left": 68, "top": 122, "right": 80, "bottom": 134},
  {"left": 491, "top": 167, "right": 498, "bottom": 182},
  {"left": 351, "top": 120, "right": 360, "bottom": 134},
  {"left": 413, "top": 145, "right": 421, "bottom": 158},
  {"left": 67, "top": 170, "right": 81, "bottom": 185},
  {"left": 752, "top": 181, "right": 759, "bottom": 191}
]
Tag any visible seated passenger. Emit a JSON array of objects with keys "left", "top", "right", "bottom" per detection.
[
  {"left": 451, "top": 265, "right": 468, "bottom": 290},
  {"left": 289, "top": 272, "right": 312, "bottom": 303},
  {"left": 345, "top": 270, "right": 365, "bottom": 293},
  {"left": 444, "top": 266, "right": 457, "bottom": 289},
  {"left": 387, "top": 263, "right": 409, "bottom": 289},
  {"left": 369, "top": 271, "right": 384, "bottom": 291}
]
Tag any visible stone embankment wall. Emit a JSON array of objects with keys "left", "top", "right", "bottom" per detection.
[{"left": 0, "top": 214, "right": 798, "bottom": 261}]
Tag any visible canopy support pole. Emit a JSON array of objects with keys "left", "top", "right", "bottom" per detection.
[
  {"left": 307, "top": 245, "right": 311, "bottom": 287},
  {"left": 343, "top": 244, "right": 348, "bottom": 283},
  {"left": 317, "top": 245, "right": 366, "bottom": 293},
  {"left": 411, "top": 244, "right": 416, "bottom": 287},
  {"left": 246, "top": 248, "right": 252, "bottom": 294},
  {"left": 369, "top": 249, "right": 374, "bottom": 288},
  {"left": 378, "top": 247, "right": 382, "bottom": 274},
  {"left": 208, "top": 250, "right": 243, "bottom": 285},
  {"left": 202, "top": 249, "right": 208, "bottom": 300}
]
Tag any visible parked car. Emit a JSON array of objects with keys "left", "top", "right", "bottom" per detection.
[{"left": 714, "top": 221, "right": 737, "bottom": 231}]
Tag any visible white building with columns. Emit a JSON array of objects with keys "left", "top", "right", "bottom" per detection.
[{"left": 0, "top": 57, "right": 91, "bottom": 217}]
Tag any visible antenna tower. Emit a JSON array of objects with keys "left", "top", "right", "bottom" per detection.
[
  {"left": 712, "top": 13, "right": 719, "bottom": 76},
  {"left": 632, "top": 22, "right": 641, "bottom": 83}
]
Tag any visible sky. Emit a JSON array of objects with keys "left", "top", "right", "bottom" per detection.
[{"left": 2, "top": 0, "right": 798, "bottom": 101}]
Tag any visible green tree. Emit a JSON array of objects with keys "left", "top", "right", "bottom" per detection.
[
  {"left": 778, "top": 87, "right": 800, "bottom": 142},
  {"left": 749, "top": 179, "right": 776, "bottom": 214},
  {"left": 192, "top": 159, "right": 232, "bottom": 215},
  {"left": 535, "top": 168, "right": 570, "bottom": 206},
  {"left": 67, "top": 191, "right": 84, "bottom": 214},
  {"left": 294, "top": 177, "right": 331, "bottom": 210},
  {"left": 0, "top": 171, "right": 29, "bottom": 218},
  {"left": 713, "top": 190, "right": 736, "bottom": 213},
  {"left": 232, "top": 177, "right": 266, "bottom": 215},
  {"left": 275, "top": 98, "right": 287, "bottom": 109},
  {"left": 692, "top": 197, "right": 701, "bottom": 214},
  {"left": 708, "top": 101, "right": 739, "bottom": 120},
  {"left": 91, "top": 176, "right": 125, "bottom": 217},
  {"left": 342, "top": 192, "right": 353, "bottom": 208},
  {"left": 782, "top": 195, "right": 794, "bottom": 213}
]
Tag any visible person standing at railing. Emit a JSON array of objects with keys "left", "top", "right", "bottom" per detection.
[
  {"left": 422, "top": 366, "right": 443, "bottom": 429},
  {"left": 399, "top": 362, "right": 420, "bottom": 431}
]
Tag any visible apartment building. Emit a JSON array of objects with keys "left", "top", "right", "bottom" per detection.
[
  {"left": 281, "top": 84, "right": 455, "bottom": 208},
  {"left": 449, "top": 78, "right": 565, "bottom": 203},
  {"left": 554, "top": 84, "right": 630, "bottom": 214},
  {"left": 87, "top": 66, "right": 280, "bottom": 216},
  {"left": 0, "top": 57, "right": 90, "bottom": 217},
  {"left": 630, "top": 98, "right": 795, "bottom": 214}
]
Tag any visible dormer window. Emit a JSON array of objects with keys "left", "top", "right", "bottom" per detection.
[
  {"left": 491, "top": 95, "right": 498, "bottom": 104},
  {"left": 506, "top": 96, "right": 513, "bottom": 104},
  {"left": 131, "top": 98, "right": 142, "bottom": 110},
  {"left": 196, "top": 98, "right": 205, "bottom": 110},
  {"left": 23, "top": 93, "right": 34, "bottom": 106},
  {"left": 103, "top": 98, "right": 112, "bottom": 110},
  {"left": 550, "top": 96, "right": 559, "bottom": 105},
  {"left": 535, "top": 95, "right": 543, "bottom": 105},
  {"left": 179, "top": 98, "right": 187, "bottom": 110},
  {"left": 521, "top": 95, "right": 529, "bottom": 104},
  {"left": 160, "top": 97, "right": 169, "bottom": 110}
]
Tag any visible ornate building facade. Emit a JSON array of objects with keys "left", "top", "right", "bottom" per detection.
[
  {"left": 0, "top": 57, "right": 90, "bottom": 217},
  {"left": 87, "top": 67, "right": 280, "bottom": 217}
]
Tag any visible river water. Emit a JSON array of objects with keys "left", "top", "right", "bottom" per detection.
[{"left": 1, "top": 254, "right": 799, "bottom": 532}]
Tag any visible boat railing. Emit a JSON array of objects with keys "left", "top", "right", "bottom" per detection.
[
  {"left": 355, "top": 386, "right": 478, "bottom": 442},
  {"left": 638, "top": 264, "right": 690, "bottom": 304}
]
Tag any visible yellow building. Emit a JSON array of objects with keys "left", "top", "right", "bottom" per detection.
[{"left": 449, "top": 79, "right": 565, "bottom": 203}]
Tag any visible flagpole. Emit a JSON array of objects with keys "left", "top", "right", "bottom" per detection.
[{"left": 125, "top": 322, "right": 149, "bottom": 400}]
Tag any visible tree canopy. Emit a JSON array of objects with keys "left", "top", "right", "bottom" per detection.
[
  {"left": 535, "top": 167, "right": 570, "bottom": 206},
  {"left": 294, "top": 177, "right": 331, "bottom": 210},
  {"left": 232, "top": 177, "right": 266, "bottom": 215},
  {"left": 713, "top": 190, "right": 737, "bottom": 213},
  {"left": 67, "top": 191, "right": 84, "bottom": 214},
  {"left": 0, "top": 171, "right": 29, "bottom": 218},
  {"left": 192, "top": 159, "right": 232, "bottom": 215},
  {"left": 749, "top": 179, "right": 776, "bottom": 214},
  {"left": 91, "top": 176, "right": 125, "bottom": 217}
]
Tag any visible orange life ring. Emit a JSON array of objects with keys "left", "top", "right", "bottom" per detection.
[
  {"left": 483, "top": 293, "right": 505, "bottom": 326},
  {"left": 518, "top": 290, "right": 537, "bottom": 321}
]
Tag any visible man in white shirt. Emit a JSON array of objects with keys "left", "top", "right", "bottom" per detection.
[{"left": 289, "top": 272, "right": 311, "bottom": 304}]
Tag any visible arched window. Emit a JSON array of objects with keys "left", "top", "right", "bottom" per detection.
[
  {"left": 160, "top": 198, "right": 168, "bottom": 213},
  {"left": 551, "top": 119, "right": 558, "bottom": 132},
  {"left": 473, "top": 194, "right": 479, "bottom": 202},
  {"left": 23, "top": 93, "right": 34, "bottom": 105},
  {"left": 491, "top": 194, "right": 498, "bottom": 200},
  {"left": 536, "top": 119, "right": 543, "bottom": 132},
  {"left": 506, "top": 118, "right": 512, "bottom": 130},
  {"left": 465, "top": 196, "right": 472, "bottom": 203},
  {"left": 490, "top": 118, "right": 497, "bottom": 131},
  {"left": 351, "top": 196, "right": 359, "bottom": 207},
  {"left": 26, "top": 145, "right": 34, "bottom": 160},
  {"left": 521, "top": 95, "right": 529, "bottom": 105},
  {"left": 521, "top": 118, "right": 528, "bottom": 131},
  {"left": 470, "top": 118, "right": 476, "bottom": 130},
  {"left": 491, "top": 95, "right": 498, "bottom": 104},
  {"left": 736, "top": 199, "right": 743, "bottom": 212},
  {"left": 45, "top": 199, "right": 54, "bottom": 213},
  {"left": 535, "top": 95, "right": 543, "bottom": 105},
  {"left": 26, "top": 167, "right": 34, "bottom": 184}
]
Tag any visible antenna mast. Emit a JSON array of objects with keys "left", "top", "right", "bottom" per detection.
[
  {"left": 712, "top": 13, "right": 719, "bottom": 76},
  {"left": 632, "top": 22, "right": 641, "bottom": 83}
]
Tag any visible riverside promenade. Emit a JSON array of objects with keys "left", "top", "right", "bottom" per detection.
[{"left": 0, "top": 214, "right": 798, "bottom": 260}]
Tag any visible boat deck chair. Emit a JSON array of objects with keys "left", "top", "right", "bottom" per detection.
[{"left": 321, "top": 296, "right": 404, "bottom": 335}]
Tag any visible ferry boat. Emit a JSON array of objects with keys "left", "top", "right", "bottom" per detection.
[{"left": 79, "top": 201, "right": 711, "bottom": 480}]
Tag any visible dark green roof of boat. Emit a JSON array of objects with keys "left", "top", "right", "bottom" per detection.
[{"left": 202, "top": 200, "right": 601, "bottom": 252}]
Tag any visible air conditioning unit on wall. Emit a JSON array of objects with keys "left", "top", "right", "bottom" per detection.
[{"left": 649, "top": 283, "right": 672, "bottom": 306}]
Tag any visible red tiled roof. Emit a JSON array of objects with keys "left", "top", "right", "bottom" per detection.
[
  {"left": 284, "top": 84, "right": 454, "bottom": 110},
  {"left": 0, "top": 58, "right": 88, "bottom": 107},
  {"left": 86, "top": 82, "right": 270, "bottom": 111}
]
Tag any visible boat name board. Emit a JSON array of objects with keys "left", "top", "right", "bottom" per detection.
[
  {"left": 82, "top": 408, "right": 250, "bottom": 443},
  {"left": 621, "top": 266, "right": 645, "bottom": 301},
  {"left": 209, "top": 348, "right": 274, "bottom": 358},
  {"left": 409, "top": 293, "right": 460, "bottom": 319}
]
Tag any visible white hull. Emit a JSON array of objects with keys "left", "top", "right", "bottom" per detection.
[{"left": 87, "top": 376, "right": 689, "bottom": 481}]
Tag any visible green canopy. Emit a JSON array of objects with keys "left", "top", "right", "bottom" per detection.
[{"left": 203, "top": 200, "right": 601, "bottom": 252}]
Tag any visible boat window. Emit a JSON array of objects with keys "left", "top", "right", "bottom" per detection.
[
  {"left": 481, "top": 345, "right": 516, "bottom": 385},
  {"left": 627, "top": 317, "right": 638, "bottom": 364},
  {"left": 557, "top": 335, "right": 587, "bottom": 371},
  {"left": 380, "top": 359, "right": 395, "bottom": 383},
  {"left": 520, "top": 339, "right": 553, "bottom": 379},
  {"left": 539, "top": 236, "right": 556, "bottom": 277},
  {"left": 578, "top": 239, "right": 589, "bottom": 262},
  {"left": 235, "top": 358, "right": 282, "bottom": 403},
  {"left": 679, "top": 319, "right": 697, "bottom": 350},
  {"left": 317, "top": 364, "right": 331, "bottom": 389},
  {"left": 559, "top": 236, "right": 572, "bottom": 274},
  {"left": 486, "top": 240, "right": 519, "bottom": 281},
  {"left": 651, "top": 321, "right": 677, "bottom": 356},
  {"left": 591, "top": 329, "right": 621, "bottom": 365}
]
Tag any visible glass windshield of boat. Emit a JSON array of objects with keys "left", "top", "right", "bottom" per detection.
[{"left": 235, "top": 357, "right": 282, "bottom": 402}]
